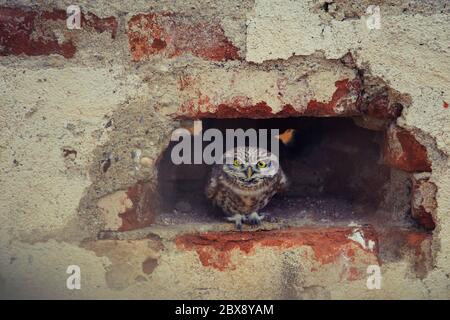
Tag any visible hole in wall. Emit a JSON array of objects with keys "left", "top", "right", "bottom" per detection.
[{"left": 156, "top": 117, "right": 416, "bottom": 230}]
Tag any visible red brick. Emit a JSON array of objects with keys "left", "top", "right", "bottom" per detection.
[
  {"left": 303, "top": 78, "right": 361, "bottom": 116},
  {"left": 83, "top": 12, "right": 118, "bottom": 39},
  {"left": 175, "top": 226, "right": 379, "bottom": 273},
  {"left": 174, "top": 70, "right": 362, "bottom": 119},
  {"left": 404, "top": 231, "right": 432, "bottom": 257},
  {"left": 383, "top": 125, "right": 431, "bottom": 172},
  {"left": 0, "top": 7, "right": 117, "bottom": 58},
  {"left": 411, "top": 175, "right": 437, "bottom": 230},
  {"left": 118, "top": 182, "right": 158, "bottom": 231},
  {"left": 176, "top": 226, "right": 433, "bottom": 279},
  {"left": 0, "top": 7, "right": 75, "bottom": 58},
  {"left": 127, "top": 13, "right": 240, "bottom": 61}
]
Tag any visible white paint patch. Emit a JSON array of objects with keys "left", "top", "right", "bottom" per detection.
[
  {"left": 347, "top": 229, "right": 375, "bottom": 251},
  {"left": 367, "top": 240, "right": 376, "bottom": 251}
]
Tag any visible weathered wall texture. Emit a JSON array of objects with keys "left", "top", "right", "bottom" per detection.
[{"left": 0, "top": 0, "right": 449, "bottom": 299}]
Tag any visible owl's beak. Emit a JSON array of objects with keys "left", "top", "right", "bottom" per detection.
[{"left": 247, "top": 167, "right": 253, "bottom": 179}]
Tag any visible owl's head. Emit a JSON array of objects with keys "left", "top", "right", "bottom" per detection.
[{"left": 222, "top": 146, "right": 280, "bottom": 184}]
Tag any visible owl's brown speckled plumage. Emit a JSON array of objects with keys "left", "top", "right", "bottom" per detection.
[{"left": 205, "top": 147, "right": 288, "bottom": 229}]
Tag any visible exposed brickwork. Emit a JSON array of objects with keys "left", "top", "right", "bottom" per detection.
[
  {"left": 411, "top": 175, "right": 437, "bottom": 230},
  {"left": 83, "top": 12, "right": 118, "bottom": 39},
  {"left": 118, "top": 182, "right": 158, "bottom": 231},
  {"left": 97, "top": 190, "right": 133, "bottom": 231},
  {"left": 303, "top": 78, "right": 361, "bottom": 116},
  {"left": 383, "top": 125, "right": 431, "bottom": 172},
  {"left": 176, "top": 226, "right": 433, "bottom": 279},
  {"left": 96, "top": 181, "right": 158, "bottom": 232},
  {"left": 175, "top": 68, "right": 362, "bottom": 119},
  {"left": 0, "top": 7, "right": 117, "bottom": 58},
  {"left": 175, "top": 226, "right": 379, "bottom": 273},
  {"left": 127, "top": 13, "right": 240, "bottom": 61},
  {"left": 0, "top": 7, "right": 75, "bottom": 58}
]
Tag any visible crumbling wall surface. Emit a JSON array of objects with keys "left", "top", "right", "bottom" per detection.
[{"left": 0, "top": 0, "right": 449, "bottom": 299}]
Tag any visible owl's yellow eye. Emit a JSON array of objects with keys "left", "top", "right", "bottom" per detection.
[
  {"left": 233, "top": 159, "right": 240, "bottom": 167},
  {"left": 257, "top": 161, "right": 267, "bottom": 168}
]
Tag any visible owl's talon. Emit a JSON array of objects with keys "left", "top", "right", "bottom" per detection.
[
  {"left": 247, "top": 212, "right": 265, "bottom": 225},
  {"left": 227, "top": 214, "right": 245, "bottom": 230}
]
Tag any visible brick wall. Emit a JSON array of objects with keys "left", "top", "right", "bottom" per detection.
[{"left": 0, "top": 0, "right": 449, "bottom": 299}]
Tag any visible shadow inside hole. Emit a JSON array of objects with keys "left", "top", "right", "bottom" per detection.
[{"left": 156, "top": 117, "right": 412, "bottom": 227}]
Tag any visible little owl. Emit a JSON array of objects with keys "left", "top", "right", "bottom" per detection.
[{"left": 205, "top": 146, "right": 288, "bottom": 229}]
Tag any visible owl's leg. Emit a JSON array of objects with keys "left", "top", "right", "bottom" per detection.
[
  {"left": 226, "top": 214, "right": 245, "bottom": 230},
  {"left": 246, "top": 212, "right": 265, "bottom": 225}
]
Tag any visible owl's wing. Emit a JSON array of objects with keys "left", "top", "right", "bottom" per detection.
[{"left": 205, "top": 166, "right": 220, "bottom": 199}]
